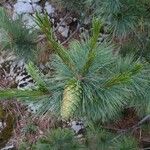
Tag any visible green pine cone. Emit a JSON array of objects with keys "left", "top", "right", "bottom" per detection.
[{"left": 61, "top": 79, "right": 82, "bottom": 119}]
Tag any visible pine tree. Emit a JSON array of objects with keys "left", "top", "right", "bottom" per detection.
[
  {"left": 33, "top": 128, "right": 83, "bottom": 150},
  {"left": 0, "top": 14, "right": 149, "bottom": 122},
  {"left": 0, "top": 8, "right": 38, "bottom": 62}
]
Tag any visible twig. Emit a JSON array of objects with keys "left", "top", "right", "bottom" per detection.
[
  {"left": 144, "top": 147, "right": 150, "bottom": 150},
  {"left": 133, "top": 115, "right": 150, "bottom": 127},
  {"left": 15, "top": 101, "right": 23, "bottom": 118}
]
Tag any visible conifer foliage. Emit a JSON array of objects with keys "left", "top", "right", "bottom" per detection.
[
  {"left": 33, "top": 14, "right": 149, "bottom": 121},
  {"left": 0, "top": 2, "right": 149, "bottom": 149},
  {"left": 0, "top": 8, "right": 38, "bottom": 61},
  {"left": 1, "top": 13, "right": 149, "bottom": 122}
]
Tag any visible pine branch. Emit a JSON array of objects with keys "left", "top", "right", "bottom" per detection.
[
  {"left": 26, "top": 62, "right": 49, "bottom": 92},
  {"left": 104, "top": 63, "right": 143, "bottom": 88},
  {"left": 89, "top": 18, "right": 102, "bottom": 51},
  {"left": 34, "top": 13, "right": 76, "bottom": 74},
  {"left": 0, "top": 89, "right": 45, "bottom": 99},
  {"left": 80, "top": 18, "right": 102, "bottom": 76}
]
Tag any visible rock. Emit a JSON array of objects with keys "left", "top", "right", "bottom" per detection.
[
  {"left": 13, "top": 13, "right": 41, "bottom": 29},
  {"left": 61, "top": 27, "right": 69, "bottom": 38},
  {"left": 14, "top": 1, "right": 33, "bottom": 14},
  {"left": 70, "top": 121, "right": 84, "bottom": 134},
  {"left": 22, "top": 14, "right": 39, "bottom": 29},
  {"left": 76, "top": 134, "right": 83, "bottom": 138},
  {"left": 0, "top": 122, "right": 6, "bottom": 130},
  {"left": 12, "top": 12, "right": 18, "bottom": 20},
  {"left": 58, "top": 25, "right": 69, "bottom": 38},
  {"left": 17, "top": 0, "right": 41, "bottom": 3},
  {"left": 39, "top": 130, "right": 44, "bottom": 135},
  {"left": 32, "top": 3, "right": 42, "bottom": 12},
  {"left": 44, "top": 2, "right": 55, "bottom": 15},
  {"left": 14, "top": 1, "right": 42, "bottom": 15},
  {"left": 83, "top": 17, "right": 91, "bottom": 25},
  {"left": 27, "top": 102, "right": 42, "bottom": 113},
  {"left": 58, "top": 26, "right": 64, "bottom": 33},
  {"left": 17, "top": 81, "right": 35, "bottom": 90},
  {"left": 31, "top": 0, "right": 41, "bottom": 3},
  {"left": 17, "top": 0, "right": 31, "bottom": 3},
  {"left": 1, "top": 145, "right": 14, "bottom": 150},
  {"left": 13, "top": 1, "right": 42, "bottom": 27}
]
